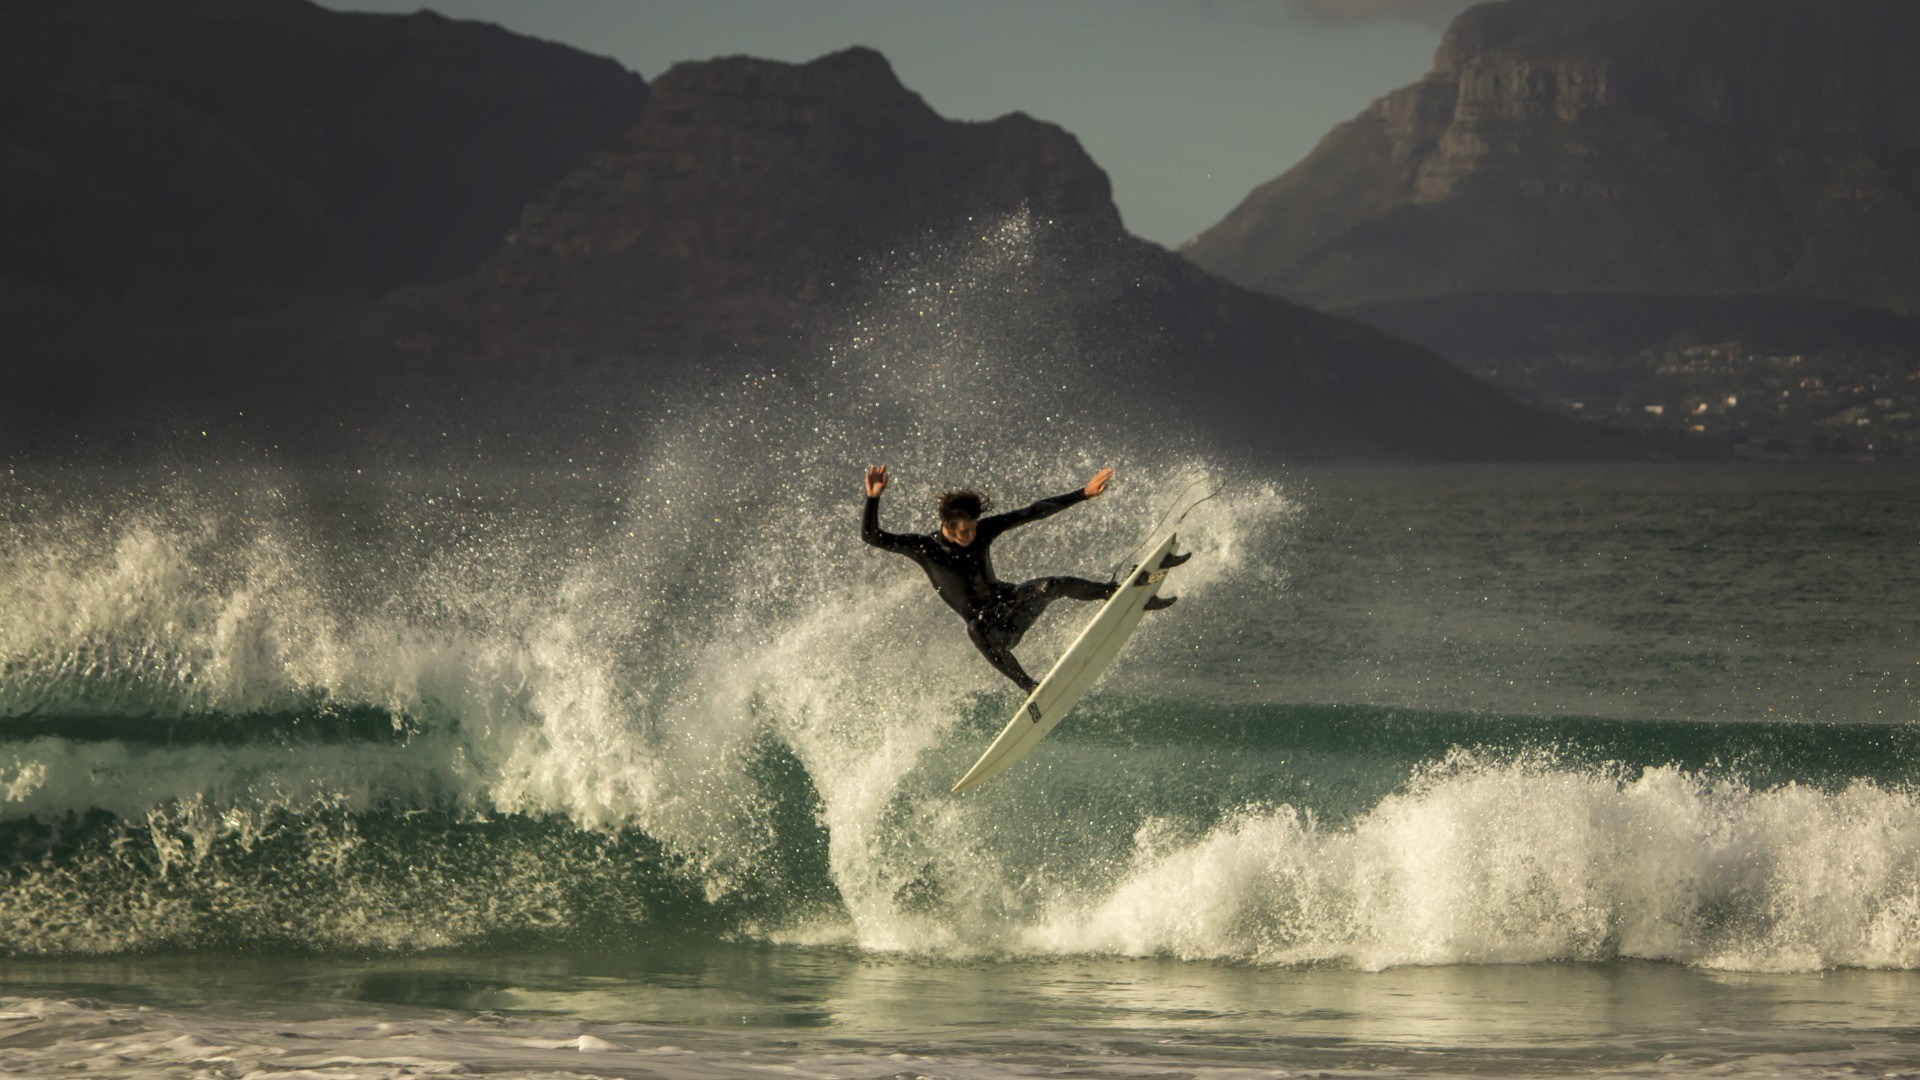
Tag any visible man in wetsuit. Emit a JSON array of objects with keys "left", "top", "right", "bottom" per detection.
[{"left": 860, "top": 464, "right": 1179, "bottom": 693}]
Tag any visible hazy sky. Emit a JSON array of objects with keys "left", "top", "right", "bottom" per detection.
[{"left": 319, "top": 0, "right": 1475, "bottom": 247}]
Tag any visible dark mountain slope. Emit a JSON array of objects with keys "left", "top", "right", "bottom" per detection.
[{"left": 0, "top": 0, "right": 648, "bottom": 314}]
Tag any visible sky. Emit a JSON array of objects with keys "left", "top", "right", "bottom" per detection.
[{"left": 318, "top": 0, "right": 1476, "bottom": 248}]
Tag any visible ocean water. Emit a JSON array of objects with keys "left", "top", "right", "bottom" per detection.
[
  {"left": 4, "top": 226, "right": 1919, "bottom": 1076},
  {"left": 1, "top": 458, "right": 1915, "bottom": 1078}
]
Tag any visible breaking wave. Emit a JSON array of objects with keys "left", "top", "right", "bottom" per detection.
[{"left": 2, "top": 216, "right": 1915, "bottom": 972}]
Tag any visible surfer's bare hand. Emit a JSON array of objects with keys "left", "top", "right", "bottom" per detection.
[
  {"left": 1083, "top": 468, "right": 1113, "bottom": 498},
  {"left": 865, "top": 464, "right": 889, "bottom": 498}
]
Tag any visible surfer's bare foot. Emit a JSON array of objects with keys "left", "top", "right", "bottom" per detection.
[
  {"left": 1158, "top": 551, "right": 1192, "bottom": 570},
  {"left": 1145, "top": 595, "right": 1177, "bottom": 611}
]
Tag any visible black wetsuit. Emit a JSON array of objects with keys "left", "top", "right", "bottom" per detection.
[{"left": 862, "top": 490, "right": 1113, "bottom": 692}]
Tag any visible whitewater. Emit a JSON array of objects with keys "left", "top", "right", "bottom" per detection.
[{"left": 3, "top": 220, "right": 1918, "bottom": 1077}]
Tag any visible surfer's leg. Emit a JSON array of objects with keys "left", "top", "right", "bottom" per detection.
[
  {"left": 1002, "top": 576, "right": 1113, "bottom": 629},
  {"left": 1038, "top": 575, "right": 1114, "bottom": 603},
  {"left": 966, "top": 577, "right": 1112, "bottom": 692},
  {"left": 966, "top": 618, "right": 1038, "bottom": 693},
  {"left": 1039, "top": 573, "right": 1174, "bottom": 611}
]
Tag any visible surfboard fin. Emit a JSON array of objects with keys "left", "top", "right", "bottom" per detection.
[
  {"left": 1144, "top": 594, "right": 1178, "bottom": 611},
  {"left": 1120, "top": 550, "right": 1190, "bottom": 585}
]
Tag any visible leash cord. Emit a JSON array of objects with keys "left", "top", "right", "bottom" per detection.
[{"left": 1105, "top": 474, "right": 1227, "bottom": 583}]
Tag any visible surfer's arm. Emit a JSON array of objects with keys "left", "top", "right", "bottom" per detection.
[
  {"left": 977, "top": 488, "right": 1089, "bottom": 540},
  {"left": 981, "top": 469, "right": 1110, "bottom": 538},
  {"left": 860, "top": 464, "right": 916, "bottom": 554},
  {"left": 861, "top": 495, "right": 916, "bottom": 555}
]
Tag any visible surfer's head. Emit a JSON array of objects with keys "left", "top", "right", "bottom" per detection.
[{"left": 937, "top": 489, "right": 989, "bottom": 546}]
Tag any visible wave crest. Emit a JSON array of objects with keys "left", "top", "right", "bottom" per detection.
[{"left": 1027, "top": 753, "right": 1920, "bottom": 972}]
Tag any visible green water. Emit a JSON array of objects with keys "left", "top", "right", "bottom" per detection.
[{"left": 2, "top": 463, "right": 1917, "bottom": 1076}]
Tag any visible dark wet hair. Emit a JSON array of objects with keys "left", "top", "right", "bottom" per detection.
[{"left": 936, "top": 489, "right": 991, "bottom": 523}]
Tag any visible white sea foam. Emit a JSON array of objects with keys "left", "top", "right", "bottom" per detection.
[{"left": 1025, "top": 752, "right": 1920, "bottom": 972}]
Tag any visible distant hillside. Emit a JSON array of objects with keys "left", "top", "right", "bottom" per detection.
[
  {"left": 1, "top": 0, "right": 647, "bottom": 431},
  {"left": 0, "top": 0, "right": 648, "bottom": 315},
  {"left": 1184, "top": 0, "right": 1920, "bottom": 314},
  {"left": 1347, "top": 293, "right": 1920, "bottom": 367},
  {"left": 1347, "top": 291, "right": 1920, "bottom": 459},
  {"left": 0, "top": 5, "right": 1606, "bottom": 463}
]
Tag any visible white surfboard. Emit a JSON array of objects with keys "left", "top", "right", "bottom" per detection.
[{"left": 950, "top": 532, "right": 1183, "bottom": 793}]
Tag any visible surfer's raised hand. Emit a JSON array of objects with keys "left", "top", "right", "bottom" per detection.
[
  {"left": 865, "top": 464, "right": 889, "bottom": 498},
  {"left": 1083, "top": 468, "right": 1113, "bottom": 498}
]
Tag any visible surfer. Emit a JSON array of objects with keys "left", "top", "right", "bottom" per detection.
[{"left": 861, "top": 464, "right": 1181, "bottom": 693}]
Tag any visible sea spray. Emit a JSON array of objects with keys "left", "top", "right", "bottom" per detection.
[{"left": 0, "top": 215, "right": 1294, "bottom": 956}]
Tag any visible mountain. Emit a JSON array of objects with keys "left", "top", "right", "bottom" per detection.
[
  {"left": 0, "top": 3, "right": 1603, "bottom": 463},
  {"left": 1, "top": 0, "right": 648, "bottom": 429},
  {"left": 1183, "top": 0, "right": 1920, "bottom": 314},
  {"left": 0, "top": 0, "right": 648, "bottom": 312},
  {"left": 1182, "top": 0, "right": 1920, "bottom": 459},
  {"left": 295, "top": 47, "right": 1603, "bottom": 462},
  {"left": 387, "top": 47, "right": 1125, "bottom": 370}
]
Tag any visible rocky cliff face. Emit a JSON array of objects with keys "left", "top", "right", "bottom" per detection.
[
  {"left": 433, "top": 47, "right": 1123, "bottom": 363},
  {"left": 1184, "top": 0, "right": 1920, "bottom": 313}
]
